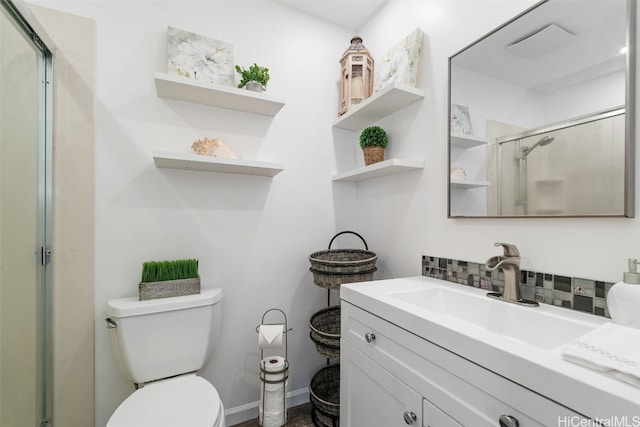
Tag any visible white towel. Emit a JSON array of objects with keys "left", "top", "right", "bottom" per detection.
[{"left": 561, "top": 322, "right": 640, "bottom": 388}]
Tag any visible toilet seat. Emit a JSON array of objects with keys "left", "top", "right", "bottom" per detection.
[{"left": 106, "top": 375, "right": 224, "bottom": 427}]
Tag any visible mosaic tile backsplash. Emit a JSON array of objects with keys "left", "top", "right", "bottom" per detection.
[{"left": 422, "top": 255, "right": 615, "bottom": 318}]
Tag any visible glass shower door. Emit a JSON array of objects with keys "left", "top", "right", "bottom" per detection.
[{"left": 0, "top": 1, "right": 51, "bottom": 426}]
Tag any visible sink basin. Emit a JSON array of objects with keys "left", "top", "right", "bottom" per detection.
[{"left": 390, "top": 285, "right": 597, "bottom": 349}]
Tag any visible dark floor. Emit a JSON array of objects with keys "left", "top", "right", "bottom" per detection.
[{"left": 231, "top": 403, "right": 314, "bottom": 427}]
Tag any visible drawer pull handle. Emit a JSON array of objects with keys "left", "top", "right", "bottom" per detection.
[
  {"left": 499, "top": 415, "right": 519, "bottom": 427},
  {"left": 365, "top": 332, "right": 376, "bottom": 343},
  {"left": 403, "top": 411, "right": 417, "bottom": 425}
]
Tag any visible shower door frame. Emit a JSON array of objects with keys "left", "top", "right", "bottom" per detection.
[
  {"left": 494, "top": 107, "right": 626, "bottom": 216},
  {"left": 1, "top": 0, "right": 54, "bottom": 425}
]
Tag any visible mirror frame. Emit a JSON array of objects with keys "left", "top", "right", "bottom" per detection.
[{"left": 447, "top": 0, "right": 636, "bottom": 218}]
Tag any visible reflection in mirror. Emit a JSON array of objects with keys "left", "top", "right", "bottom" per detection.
[{"left": 448, "top": 0, "right": 635, "bottom": 218}]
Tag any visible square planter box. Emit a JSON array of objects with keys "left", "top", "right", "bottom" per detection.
[{"left": 138, "top": 277, "right": 201, "bottom": 301}]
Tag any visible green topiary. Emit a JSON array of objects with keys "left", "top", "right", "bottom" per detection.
[
  {"left": 359, "top": 126, "right": 388, "bottom": 149},
  {"left": 141, "top": 259, "right": 199, "bottom": 283},
  {"left": 235, "top": 63, "right": 270, "bottom": 90}
]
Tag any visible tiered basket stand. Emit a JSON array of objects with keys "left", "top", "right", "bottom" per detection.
[{"left": 308, "top": 232, "right": 377, "bottom": 427}]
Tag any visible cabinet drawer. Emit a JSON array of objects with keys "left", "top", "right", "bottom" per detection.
[{"left": 341, "top": 301, "right": 586, "bottom": 426}]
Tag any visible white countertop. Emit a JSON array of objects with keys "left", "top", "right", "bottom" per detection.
[{"left": 341, "top": 276, "right": 640, "bottom": 419}]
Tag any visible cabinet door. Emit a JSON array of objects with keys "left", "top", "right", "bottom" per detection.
[{"left": 341, "top": 340, "right": 422, "bottom": 427}]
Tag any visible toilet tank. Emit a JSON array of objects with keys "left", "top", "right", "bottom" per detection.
[{"left": 106, "top": 288, "right": 223, "bottom": 384}]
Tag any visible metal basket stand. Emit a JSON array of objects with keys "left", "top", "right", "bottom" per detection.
[{"left": 256, "top": 309, "right": 292, "bottom": 427}]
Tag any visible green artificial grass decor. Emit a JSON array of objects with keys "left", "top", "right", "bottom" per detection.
[{"left": 141, "top": 258, "right": 199, "bottom": 283}]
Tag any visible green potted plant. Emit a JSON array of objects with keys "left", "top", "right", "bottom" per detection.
[
  {"left": 235, "top": 63, "right": 270, "bottom": 92},
  {"left": 139, "top": 258, "right": 200, "bottom": 300},
  {"left": 359, "top": 125, "right": 388, "bottom": 166}
]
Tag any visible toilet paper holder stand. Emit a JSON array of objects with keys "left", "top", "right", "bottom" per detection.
[{"left": 256, "top": 308, "right": 292, "bottom": 427}]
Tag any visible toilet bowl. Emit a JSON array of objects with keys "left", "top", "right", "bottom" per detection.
[
  {"left": 106, "top": 375, "right": 224, "bottom": 427},
  {"left": 105, "top": 288, "right": 225, "bottom": 427}
]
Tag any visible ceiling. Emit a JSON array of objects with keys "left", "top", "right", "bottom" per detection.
[
  {"left": 272, "top": 0, "right": 388, "bottom": 32},
  {"left": 452, "top": 0, "right": 627, "bottom": 94}
]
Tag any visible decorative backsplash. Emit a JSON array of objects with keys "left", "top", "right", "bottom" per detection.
[{"left": 422, "top": 255, "right": 615, "bottom": 318}]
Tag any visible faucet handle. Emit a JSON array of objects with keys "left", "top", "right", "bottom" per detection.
[{"left": 494, "top": 242, "right": 520, "bottom": 257}]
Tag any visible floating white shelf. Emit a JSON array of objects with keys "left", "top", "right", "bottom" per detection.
[
  {"left": 152, "top": 151, "right": 284, "bottom": 177},
  {"left": 332, "top": 82, "right": 424, "bottom": 131},
  {"left": 451, "top": 134, "right": 487, "bottom": 148},
  {"left": 451, "top": 179, "right": 489, "bottom": 189},
  {"left": 154, "top": 72, "right": 285, "bottom": 116},
  {"left": 332, "top": 158, "right": 424, "bottom": 182}
]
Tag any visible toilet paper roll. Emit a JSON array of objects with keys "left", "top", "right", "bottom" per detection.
[
  {"left": 259, "top": 356, "right": 287, "bottom": 427},
  {"left": 260, "top": 355, "right": 287, "bottom": 389},
  {"left": 258, "top": 324, "right": 284, "bottom": 349},
  {"left": 259, "top": 404, "right": 287, "bottom": 427}
]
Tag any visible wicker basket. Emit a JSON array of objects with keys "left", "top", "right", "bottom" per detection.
[
  {"left": 363, "top": 146, "right": 384, "bottom": 166},
  {"left": 309, "top": 231, "right": 377, "bottom": 289},
  {"left": 310, "top": 365, "right": 340, "bottom": 420},
  {"left": 312, "top": 406, "right": 340, "bottom": 427},
  {"left": 309, "top": 306, "right": 341, "bottom": 361}
]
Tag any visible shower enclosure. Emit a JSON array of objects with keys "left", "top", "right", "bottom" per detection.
[
  {"left": 0, "top": 0, "right": 52, "bottom": 425},
  {"left": 491, "top": 109, "right": 625, "bottom": 216}
]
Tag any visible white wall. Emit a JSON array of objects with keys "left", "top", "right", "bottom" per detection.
[
  {"left": 451, "top": 66, "right": 546, "bottom": 137},
  {"left": 25, "top": 0, "right": 640, "bottom": 426},
  {"left": 354, "top": 0, "right": 640, "bottom": 279},
  {"left": 450, "top": 67, "right": 625, "bottom": 138},
  {"left": 541, "top": 70, "right": 626, "bottom": 123},
  {"left": 31, "top": 1, "right": 356, "bottom": 426}
]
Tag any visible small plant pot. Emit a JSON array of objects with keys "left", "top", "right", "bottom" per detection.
[
  {"left": 245, "top": 81, "right": 264, "bottom": 92},
  {"left": 363, "top": 146, "right": 384, "bottom": 166},
  {"left": 138, "top": 277, "right": 201, "bottom": 301}
]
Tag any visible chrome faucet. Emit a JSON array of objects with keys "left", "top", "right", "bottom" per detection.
[{"left": 485, "top": 242, "right": 538, "bottom": 307}]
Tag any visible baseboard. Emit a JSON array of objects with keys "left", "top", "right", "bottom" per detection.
[{"left": 224, "top": 387, "right": 309, "bottom": 426}]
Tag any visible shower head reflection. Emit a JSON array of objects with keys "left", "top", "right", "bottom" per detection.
[{"left": 519, "top": 135, "right": 554, "bottom": 159}]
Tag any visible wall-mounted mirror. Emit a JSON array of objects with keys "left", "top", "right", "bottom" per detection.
[{"left": 448, "top": 0, "right": 635, "bottom": 218}]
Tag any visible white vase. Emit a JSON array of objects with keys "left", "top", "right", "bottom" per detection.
[{"left": 245, "top": 81, "right": 263, "bottom": 92}]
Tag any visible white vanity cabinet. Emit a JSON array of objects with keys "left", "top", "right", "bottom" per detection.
[{"left": 340, "top": 301, "right": 587, "bottom": 427}]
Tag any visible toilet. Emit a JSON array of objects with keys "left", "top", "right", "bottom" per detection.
[{"left": 105, "top": 288, "right": 225, "bottom": 427}]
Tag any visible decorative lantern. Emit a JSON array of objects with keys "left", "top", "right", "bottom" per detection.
[{"left": 339, "top": 36, "right": 374, "bottom": 116}]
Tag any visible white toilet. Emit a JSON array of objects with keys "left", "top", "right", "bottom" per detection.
[{"left": 105, "top": 288, "right": 225, "bottom": 427}]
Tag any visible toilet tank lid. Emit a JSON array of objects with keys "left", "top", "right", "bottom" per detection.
[{"left": 107, "top": 288, "right": 223, "bottom": 318}]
